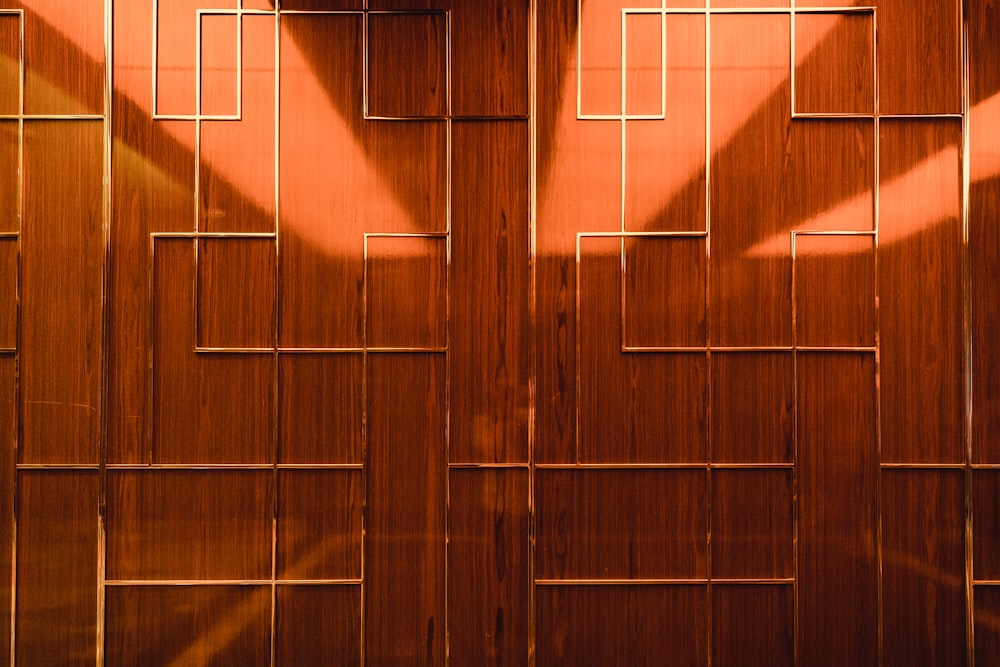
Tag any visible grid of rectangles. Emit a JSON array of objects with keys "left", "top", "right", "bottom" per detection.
[{"left": 1, "top": 0, "right": 997, "bottom": 664}]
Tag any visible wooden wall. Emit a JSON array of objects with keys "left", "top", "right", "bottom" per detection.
[{"left": 0, "top": 0, "right": 997, "bottom": 664}]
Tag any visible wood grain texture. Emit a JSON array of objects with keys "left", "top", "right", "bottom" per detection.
[
  {"left": 711, "top": 352, "right": 794, "bottom": 464},
  {"left": 448, "top": 469, "right": 529, "bottom": 666},
  {"left": 22, "top": 0, "right": 104, "bottom": 115},
  {"left": 105, "top": 585, "right": 271, "bottom": 666},
  {"left": 153, "top": 239, "right": 275, "bottom": 464},
  {"left": 197, "top": 237, "right": 276, "bottom": 349},
  {"left": 365, "top": 236, "right": 446, "bottom": 349},
  {"left": 365, "top": 354, "right": 446, "bottom": 665},
  {"left": 795, "top": 234, "right": 875, "bottom": 348},
  {"left": 974, "top": 586, "right": 1000, "bottom": 667},
  {"left": 0, "top": 16, "right": 16, "bottom": 116},
  {"left": 276, "top": 469, "right": 362, "bottom": 581},
  {"left": 974, "top": 470, "right": 1000, "bottom": 581},
  {"left": 878, "top": 120, "right": 964, "bottom": 464},
  {"left": 970, "top": 0, "right": 1000, "bottom": 465},
  {"left": 624, "top": 13, "right": 705, "bottom": 233},
  {"left": 0, "top": 357, "right": 12, "bottom": 666},
  {"left": 579, "top": 237, "right": 707, "bottom": 463},
  {"left": 0, "top": 122, "right": 15, "bottom": 233},
  {"left": 625, "top": 236, "right": 706, "bottom": 348},
  {"left": 0, "top": 239, "right": 14, "bottom": 349},
  {"left": 106, "top": 470, "right": 273, "bottom": 581},
  {"left": 450, "top": 0, "right": 528, "bottom": 117},
  {"left": 278, "top": 353, "right": 362, "bottom": 464},
  {"left": 794, "top": 13, "right": 873, "bottom": 115},
  {"left": 15, "top": 471, "right": 99, "bottom": 667},
  {"left": 536, "top": 585, "right": 707, "bottom": 666},
  {"left": 450, "top": 121, "right": 530, "bottom": 463},
  {"left": 275, "top": 585, "right": 361, "bottom": 666},
  {"left": 198, "top": 14, "right": 238, "bottom": 118},
  {"left": 712, "top": 469, "right": 793, "bottom": 579},
  {"left": 712, "top": 585, "right": 793, "bottom": 667},
  {"left": 366, "top": 13, "right": 447, "bottom": 118},
  {"left": 199, "top": 16, "right": 275, "bottom": 234},
  {"left": 20, "top": 121, "right": 103, "bottom": 465},
  {"left": 536, "top": 469, "right": 706, "bottom": 579},
  {"left": 877, "top": 0, "right": 961, "bottom": 115},
  {"left": 881, "top": 469, "right": 967, "bottom": 667},
  {"left": 797, "top": 352, "right": 878, "bottom": 667},
  {"left": 709, "top": 14, "right": 791, "bottom": 347}
]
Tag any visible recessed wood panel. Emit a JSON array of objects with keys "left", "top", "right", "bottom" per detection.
[
  {"left": 449, "top": 469, "right": 530, "bottom": 666},
  {"left": 624, "top": 13, "right": 705, "bottom": 233},
  {"left": 970, "top": 0, "right": 1000, "bottom": 466},
  {"left": 712, "top": 469, "right": 793, "bottom": 580},
  {"left": 710, "top": 14, "right": 791, "bottom": 347},
  {"left": 105, "top": 585, "right": 271, "bottom": 666},
  {"left": 711, "top": 352, "right": 793, "bottom": 464},
  {"left": 106, "top": 470, "right": 273, "bottom": 581},
  {"left": 536, "top": 469, "right": 706, "bottom": 580},
  {"left": 450, "top": 121, "right": 530, "bottom": 463},
  {"left": 794, "top": 12, "right": 874, "bottom": 115},
  {"left": 624, "top": 236, "right": 706, "bottom": 348},
  {"left": 881, "top": 469, "right": 966, "bottom": 667},
  {"left": 199, "top": 15, "right": 275, "bottom": 233},
  {"left": 278, "top": 353, "right": 362, "bottom": 464},
  {"left": 199, "top": 14, "right": 238, "bottom": 117},
  {"left": 153, "top": 239, "right": 275, "bottom": 464},
  {"left": 974, "top": 470, "right": 1000, "bottom": 581},
  {"left": 15, "top": 471, "right": 99, "bottom": 667},
  {"left": 624, "top": 12, "right": 662, "bottom": 118},
  {"left": 536, "top": 585, "right": 707, "bottom": 665},
  {"left": 879, "top": 119, "right": 963, "bottom": 464},
  {"left": 20, "top": 121, "right": 103, "bottom": 465},
  {"left": 877, "top": 0, "right": 961, "bottom": 115},
  {"left": 275, "top": 585, "right": 361, "bottom": 666},
  {"left": 0, "top": 357, "right": 12, "bottom": 665},
  {"left": 366, "top": 13, "right": 447, "bottom": 118},
  {"left": 0, "top": 238, "right": 14, "bottom": 349},
  {"left": 22, "top": 0, "right": 104, "bottom": 115},
  {"left": 974, "top": 586, "right": 1000, "bottom": 667},
  {"left": 365, "top": 354, "right": 446, "bottom": 665},
  {"left": 450, "top": 0, "right": 528, "bottom": 117},
  {"left": 0, "top": 121, "right": 15, "bottom": 233},
  {"left": 579, "top": 237, "right": 707, "bottom": 463},
  {"left": 794, "top": 234, "right": 875, "bottom": 348},
  {"left": 197, "top": 237, "right": 276, "bottom": 349},
  {"left": 277, "top": 469, "right": 362, "bottom": 581},
  {"left": 797, "top": 352, "right": 878, "bottom": 666},
  {"left": 365, "top": 235, "right": 446, "bottom": 349},
  {"left": 712, "top": 585, "right": 793, "bottom": 667},
  {"left": 0, "top": 15, "right": 17, "bottom": 117}
]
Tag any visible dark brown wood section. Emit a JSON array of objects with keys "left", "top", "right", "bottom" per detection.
[{"left": 0, "top": 0, "right": 994, "bottom": 664}]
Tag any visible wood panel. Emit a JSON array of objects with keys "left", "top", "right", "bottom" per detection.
[
  {"left": 365, "top": 236, "right": 446, "bottom": 349},
  {"left": 881, "top": 469, "right": 967, "bottom": 667},
  {"left": 970, "top": 0, "right": 1000, "bottom": 465},
  {"left": 535, "top": 469, "right": 706, "bottom": 580},
  {"left": 448, "top": 469, "right": 529, "bottom": 666},
  {"left": 105, "top": 585, "right": 271, "bottom": 666},
  {"left": 196, "top": 237, "right": 276, "bottom": 349},
  {"left": 0, "top": 16, "right": 17, "bottom": 117},
  {"left": 450, "top": 0, "right": 528, "bottom": 117},
  {"left": 276, "top": 469, "right": 362, "bottom": 581},
  {"left": 793, "top": 12, "right": 874, "bottom": 115},
  {"left": 536, "top": 585, "right": 707, "bottom": 666},
  {"left": 0, "top": 357, "right": 12, "bottom": 665},
  {"left": 795, "top": 234, "right": 875, "bottom": 348},
  {"left": 579, "top": 237, "right": 707, "bottom": 463},
  {"left": 153, "top": 239, "right": 275, "bottom": 464},
  {"left": 365, "top": 354, "right": 446, "bottom": 665},
  {"left": 797, "top": 352, "right": 878, "bottom": 667},
  {"left": 15, "top": 471, "right": 99, "bottom": 667},
  {"left": 712, "top": 469, "right": 793, "bottom": 580},
  {"left": 974, "top": 470, "right": 1000, "bottom": 581},
  {"left": 366, "top": 13, "right": 447, "bottom": 118},
  {"left": 711, "top": 352, "right": 794, "bottom": 464},
  {"left": 199, "top": 15, "right": 275, "bottom": 234},
  {"left": 278, "top": 353, "right": 362, "bottom": 464},
  {"left": 0, "top": 239, "right": 14, "bottom": 350},
  {"left": 198, "top": 14, "right": 238, "bottom": 118},
  {"left": 878, "top": 119, "right": 964, "bottom": 464},
  {"left": 106, "top": 470, "right": 273, "bottom": 581},
  {"left": 712, "top": 585, "right": 793, "bottom": 667},
  {"left": 0, "top": 122, "right": 15, "bottom": 234},
  {"left": 975, "top": 586, "right": 1000, "bottom": 667},
  {"left": 20, "top": 121, "right": 103, "bottom": 465},
  {"left": 274, "top": 585, "right": 361, "bottom": 666},
  {"left": 450, "top": 121, "right": 530, "bottom": 463},
  {"left": 624, "top": 236, "right": 706, "bottom": 348}
]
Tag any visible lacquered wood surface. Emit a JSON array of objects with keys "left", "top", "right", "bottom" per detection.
[{"left": 3, "top": 0, "right": 992, "bottom": 663}]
